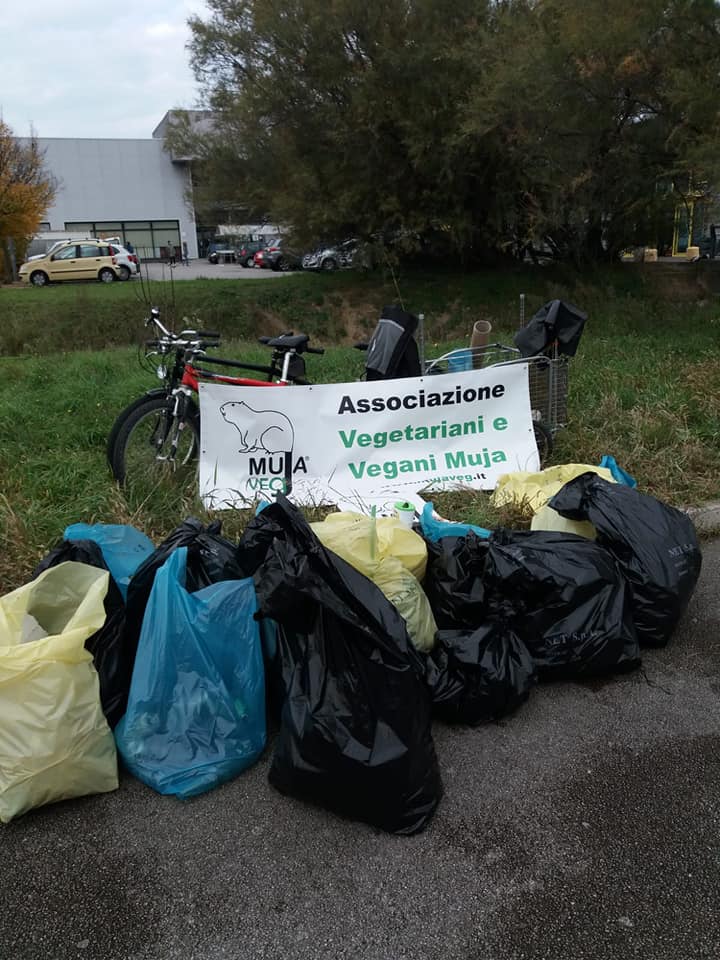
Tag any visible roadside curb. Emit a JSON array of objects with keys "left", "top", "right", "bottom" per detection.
[{"left": 684, "top": 500, "right": 720, "bottom": 536}]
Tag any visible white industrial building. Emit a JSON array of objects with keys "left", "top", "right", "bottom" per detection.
[{"left": 29, "top": 115, "right": 199, "bottom": 260}]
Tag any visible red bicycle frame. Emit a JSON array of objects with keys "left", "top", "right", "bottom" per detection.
[{"left": 181, "top": 364, "right": 285, "bottom": 391}]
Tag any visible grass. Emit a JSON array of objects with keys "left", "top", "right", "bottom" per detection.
[
  {"left": 0, "top": 262, "right": 650, "bottom": 356},
  {"left": 1, "top": 266, "right": 719, "bottom": 592}
]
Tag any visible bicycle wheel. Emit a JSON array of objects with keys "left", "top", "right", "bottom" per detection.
[
  {"left": 107, "top": 391, "right": 167, "bottom": 471},
  {"left": 109, "top": 395, "right": 200, "bottom": 502},
  {"left": 533, "top": 420, "right": 554, "bottom": 466}
]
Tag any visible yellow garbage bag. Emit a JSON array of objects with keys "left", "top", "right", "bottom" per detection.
[
  {"left": 530, "top": 504, "right": 597, "bottom": 540},
  {"left": 311, "top": 513, "right": 435, "bottom": 650},
  {"left": 492, "top": 464, "right": 615, "bottom": 513},
  {"left": 374, "top": 557, "right": 437, "bottom": 653},
  {"left": 0, "top": 562, "right": 119, "bottom": 823},
  {"left": 311, "top": 512, "right": 427, "bottom": 580}
]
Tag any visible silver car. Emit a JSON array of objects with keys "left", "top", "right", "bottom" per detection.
[{"left": 302, "top": 239, "right": 357, "bottom": 272}]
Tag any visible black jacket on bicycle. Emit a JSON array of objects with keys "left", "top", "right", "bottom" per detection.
[{"left": 365, "top": 306, "right": 421, "bottom": 381}]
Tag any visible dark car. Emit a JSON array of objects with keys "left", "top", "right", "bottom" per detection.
[
  {"left": 238, "top": 239, "right": 277, "bottom": 268},
  {"left": 253, "top": 239, "right": 302, "bottom": 272},
  {"left": 207, "top": 242, "right": 237, "bottom": 264}
]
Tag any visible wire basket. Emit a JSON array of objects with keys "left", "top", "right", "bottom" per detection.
[
  {"left": 424, "top": 342, "right": 518, "bottom": 375},
  {"left": 523, "top": 353, "right": 569, "bottom": 433},
  {"left": 424, "top": 342, "right": 568, "bottom": 435}
]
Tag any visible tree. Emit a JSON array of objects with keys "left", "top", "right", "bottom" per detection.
[
  {"left": 181, "top": 0, "right": 500, "bottom": 257},
  {"left": 468, "top": 0, "right": 720, "bottom": 263},
  {"left": 183, "top": 0, "right": 720, "bottom": 263},
  {"left": 0, "top": 121, "right": 56, "bottom": 281}
]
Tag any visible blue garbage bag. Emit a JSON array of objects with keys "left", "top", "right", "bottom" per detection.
[
  {"left": 114, "top": 548, "right": 266, "bottom": 798},
  {"left": 598, "top": 455, "right": 637, "bottom": 488},
  {"left": 64, "top": 523, "right": 155, "bottom": 601},
  {"left": 420, "top": 501, "right": 491, "bottom": 543}
]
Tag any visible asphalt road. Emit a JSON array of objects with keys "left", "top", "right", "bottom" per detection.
[
  {"left": 2, "top": 542, "right": 718, "bottom": 960},
  {"left": 139, "top": 260, "right": 298, "bottom": 281}
]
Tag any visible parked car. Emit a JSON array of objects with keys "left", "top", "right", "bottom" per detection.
[
  {"left": 254, "top": 239, "right": 302, "bottom": 272},
  {"left": 18, "top": 241, "right": 123, "bottom": 286},
  {"left": 207, "top": 241, "right": 237, "bottom": 264},
  {"left": 107, "top": 244, "right": 139, "bottom": 279},
  {"left": 103, "top": 237, "right": 141, "bottom": 277},
  {"left": 238, "top": 239, "right": 277, "bottom": 268},
  {"left": 28, "top": 237, "right": 137, "bottom": 279},
  {"left": 302, "top": 239, "right": 357, "bottom": 272}
]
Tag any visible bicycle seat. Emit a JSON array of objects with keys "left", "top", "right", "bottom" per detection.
[{"left": 265, "top": 333, "right": 309, "bottom": 351}]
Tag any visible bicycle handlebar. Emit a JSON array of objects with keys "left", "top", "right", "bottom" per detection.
[
  {"left": 257, "top": 334, "right": 294, "bottom": 344},
  {"left": 144, "top": 308, "right": 322, "bottom": 367},
  {"left": 146, "top": 337, "right": 220, "bottom": 351}
]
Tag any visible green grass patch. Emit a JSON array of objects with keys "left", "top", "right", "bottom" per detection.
[
  {"left": 1, "top": 263, "right": 653, "bottom": 356},
  {"left": 1, "top": 267, "right": 719, "bottom": 593}
]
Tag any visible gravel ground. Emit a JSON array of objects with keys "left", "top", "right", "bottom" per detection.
[{"left": 1, "top": 542, "right": 718, "bottom": 960}]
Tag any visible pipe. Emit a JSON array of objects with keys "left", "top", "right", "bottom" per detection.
[{"left": 470, "top": 320, "right": 493, "bottom": 368}]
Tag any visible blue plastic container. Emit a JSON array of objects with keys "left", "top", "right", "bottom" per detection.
[{"left": 446, "top": 349, "right": 474, "bottom": 373}]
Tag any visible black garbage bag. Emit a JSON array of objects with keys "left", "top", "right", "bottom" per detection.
[
  {"left": 235, "top": 506, "right": 288, "bottom": 577},
  {"left": 549, "top": 473, "right": 702, "bottom": 648},
  {"left": 484, "top": 530, "right": 640, "bottom": 680},
  {"left": 124, "top": 518, "right": 245, "bottom": 665},
  {"left": 514, "top": 299, "right": 587, "bottom": 358},
  {"left": 244, "top": 496, "right": 442, "bottom": 835},
  {"left": 426, "top": 621, "right": 535, "bottom": 725},
  {"left": 32, "top": 540, "right": 129, "bottom": 728},
  {"left": 422, "top": 534, "right": 490, "bottom": 629},
  {"left": 236, "top": 507, "right": 297, "bottom": 718}
]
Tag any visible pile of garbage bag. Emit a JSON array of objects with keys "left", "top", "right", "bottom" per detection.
[{"left": 0, "top": 469, "right": 701, "bottom": 832}]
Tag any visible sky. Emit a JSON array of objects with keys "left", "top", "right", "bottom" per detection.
[{"left": 0, "top": 0, "right": 210, "bottom": 139}]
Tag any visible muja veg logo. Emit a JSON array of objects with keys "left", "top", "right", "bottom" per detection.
[{"left": 219, "top": 401, "right": 308, "bottom": 493}]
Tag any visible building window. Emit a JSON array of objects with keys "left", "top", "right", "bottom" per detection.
[
  {"left": 65, "top": 220, "right": 181, "bottom": 260},
  {"left": 65, "top": 223, "right": 93, "bottom": 236}
]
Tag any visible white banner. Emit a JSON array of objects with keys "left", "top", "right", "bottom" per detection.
[{"left": 199, "top": 364, "right": 539, "bottom": 510}]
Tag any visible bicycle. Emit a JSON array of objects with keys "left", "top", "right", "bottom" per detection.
[{"left": 107, "top": 307, "right": 323, "bottom": 500}]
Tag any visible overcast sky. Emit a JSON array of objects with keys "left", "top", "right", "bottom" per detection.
[{"left": 0, "top": 0, "right": 209, "bottom": 139}]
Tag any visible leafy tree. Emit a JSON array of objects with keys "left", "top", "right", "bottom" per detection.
[
  {"left": 180, "top": 0, "right": 499, "bottom": 257},
  {"left": 182, "top": 0, "right": 720, "bottom": 263},
  {"left": 470, "top": 0, "right": 720, "bottom": 263},
  {"left": 0, "top": 122, "right": 56, "bottom": 281}
]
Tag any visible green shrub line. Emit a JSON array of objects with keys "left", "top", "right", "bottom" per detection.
[{"left": 1, "top": 268, "right": 719, "bottom": 592}]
